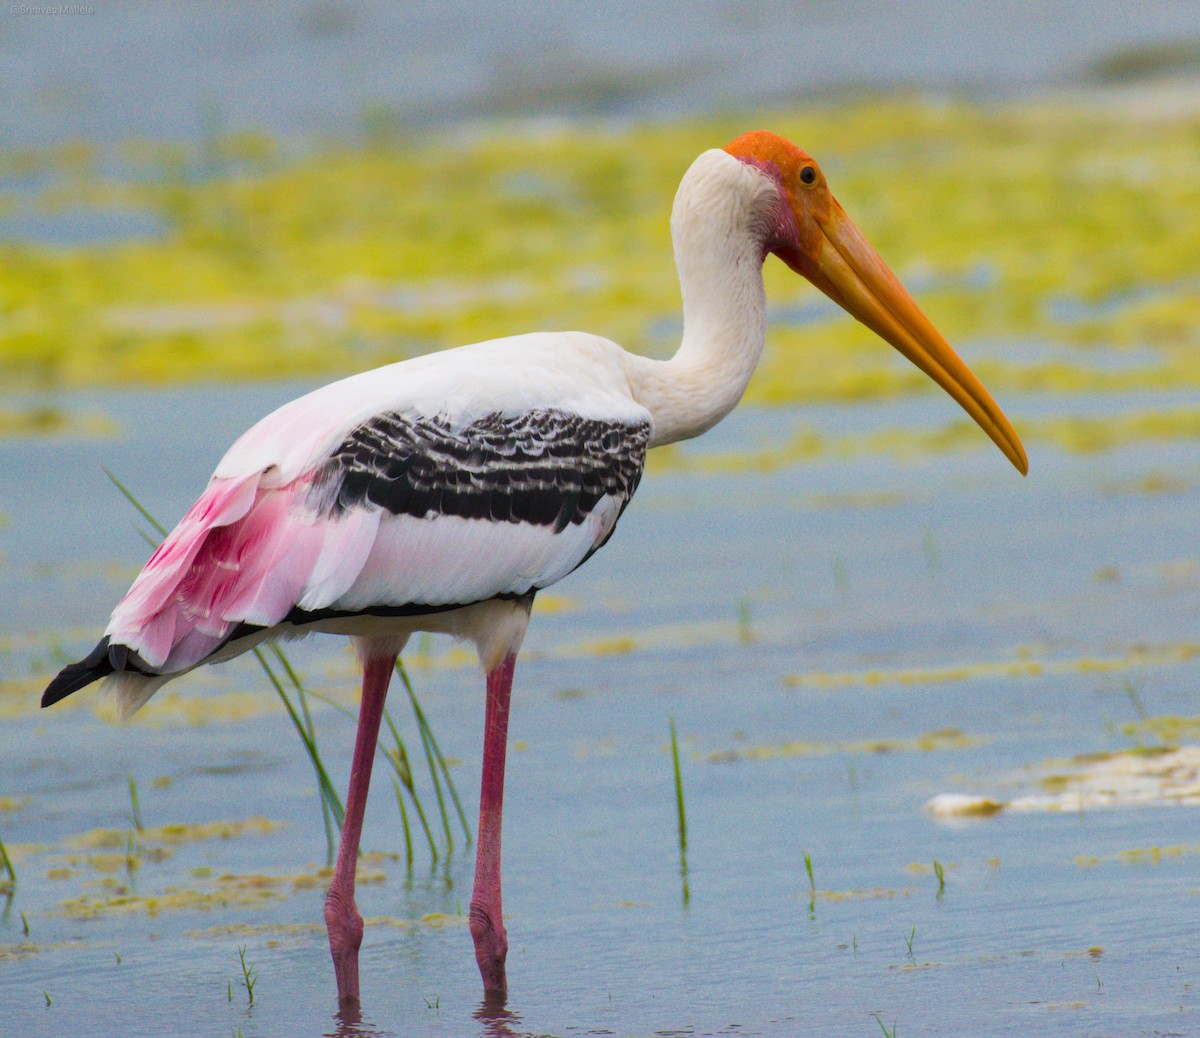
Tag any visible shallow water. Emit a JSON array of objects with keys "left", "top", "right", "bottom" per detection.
[{"left": 3, "top": 380, "right": 1200, "bottom": 1036}]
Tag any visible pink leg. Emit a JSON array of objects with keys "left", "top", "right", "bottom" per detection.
[
  {"left": 470, "top": 651, "right": 517, "bottom": 996},
  {"left": 325, "top": 652, "right": 395, "bottom": 1009}
]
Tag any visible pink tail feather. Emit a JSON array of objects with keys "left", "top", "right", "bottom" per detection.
[
  {"left": 104, "top": 472, "right": 361, "bottom": 674},
  {"left": 112, "top": 474, "right": 260, "bottom": 624}
]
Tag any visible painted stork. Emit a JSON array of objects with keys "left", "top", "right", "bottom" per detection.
[{"left": 42, "top": 131, "right": 1027, "bottom": 1007}]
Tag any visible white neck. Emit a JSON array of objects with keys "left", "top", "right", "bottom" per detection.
[{"left": 625, "top": 150, "right": 771, "bottom": 448}]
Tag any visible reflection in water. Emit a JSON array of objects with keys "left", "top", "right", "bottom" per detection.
[
  {"left": 320, "top": 990, "right": 543, "bottom": 1038},
  {"left": 320, "top": 990, "right": 546, "bottom": 1038},
  {"left": 474, "top": 995, "right": 559, "bottom": 1038},
  {"left": 325, "top": 1000, "right": 381, "bottom": 1038}
]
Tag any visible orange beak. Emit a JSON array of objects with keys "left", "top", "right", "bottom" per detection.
[
  {"left": 784, "top": 198, "right": 1027, "bottom": 475},
  {"left": 728, "top": 128, "right": 1027, "bottom": 476}
]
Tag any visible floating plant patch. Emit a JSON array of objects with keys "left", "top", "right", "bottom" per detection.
[{"left": 928, "top": 745, "right": 1200, "bottom": 817}]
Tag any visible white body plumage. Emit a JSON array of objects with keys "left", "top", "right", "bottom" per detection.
[
  {"left": 42, "top": 131, "right": 1026, "bottom": 1005},
  {"left": 48, "top": 148, "right": 779, "bottom": 718}
]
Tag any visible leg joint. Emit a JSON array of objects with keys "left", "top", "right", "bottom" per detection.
[{"left": 325, "top": 886, "right": 364, "bottom": 952}]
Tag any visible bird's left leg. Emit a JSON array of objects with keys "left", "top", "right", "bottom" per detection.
[
  {"left": 470, "top": 649, "right": 517, "bottom": 997},
  {"left": 326, "top": 650, "right": 396, "bottom": 1009}
]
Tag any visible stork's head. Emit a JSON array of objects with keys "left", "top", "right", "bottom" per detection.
[{"left": 724, "top": 130, "right": 1027, "bottom": 476}]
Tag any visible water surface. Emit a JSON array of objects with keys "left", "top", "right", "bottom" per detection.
[{"left": 2, "top": 381, "right": 1199, "bottom": 1036}]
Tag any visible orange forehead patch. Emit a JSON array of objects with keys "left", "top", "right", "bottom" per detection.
[{"left": 723, "top": 130, "right": 816, "bottom": 181}]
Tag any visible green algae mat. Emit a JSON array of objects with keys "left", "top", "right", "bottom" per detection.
[{"left": 4, "top": 98, "right": 1198, "bottom": 409}]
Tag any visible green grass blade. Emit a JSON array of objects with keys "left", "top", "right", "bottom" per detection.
[
  {"left": 104, "top": 468, "right": 168, "bottom": 538},
  {"left": 298, "top": 686, "right": 355, "bottom": 720},
  {"left": 270, "top": 644, "right": 311, "bottom": 718},
  {"left": 404, "top": 778, "right": 440, "bottom": 864},
  {"left": 0, "top": 830, "right": 16, "bottom": 891},
  {"left": 269, "top": 644, "right": 338, "bottom": 864},
  {"left": 670, "top": 718, "right": 690, "bottom": 905},
  {"left": 128, "top": 773, "right": 144, "bottom": 833},
  {"left": 132, "top": 525, "right": 159, "bottom": 549},
  {"left": 253, "top": 647, "right": 345, "bottom": 830},
  {"left": 418, "top": 719, "right": 453, "bottom": 858},
  {"left": 382, "top": 710, "right": 414, "bottom": 787},
  {"left": 381, "top": 709, "right": 439, "bottom": 863},
  {"left": 399, "top": 761, "right": 440, "bottom": 865},
  {"left": 803, "top": 848, "right": 816, "bottom": 918},
  {"left": 292, "top": 680, "right": 438, "bottom": 861},
  {"left": 392, "top": 778, "right": 414, "bottom": 872},
  {"left": 670, "top": 719, "right": 688, "bottom": 852},
  {"left": 396, "top": 659, "right": 472, "bottom": 844}
]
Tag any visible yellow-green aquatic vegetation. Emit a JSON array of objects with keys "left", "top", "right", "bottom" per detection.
[
  {"left": 648, "top": 405, "right": 1200, "bottom": 474},
  {"left": 709, "top": 726, "right": 976, "bottom": 762},
  {"left": 0, "top": 405, "right": 115, "bottom": 439},
  {"left": 1121, "top": 714, "right": 1200, "bottom": 744},
  {"left": 0, "top": 940, "right": 80, "bottom": 961},
  {"left": 56, "top": 863, "right": 389, "bottom": 920},
  {"left": 786, "top": 640, "right": 1200, "bottom": 691},
  {"left": 816, "top": 886, "right": 915, "bottom": 903},
  {"left": 66, "top": 816, "right": 283, "bottom": 850},
  {"left": 3, "top": 98, "right": 1199, "bottom": 402},
  {"left": 187, "top": 910, "right": 463, "bottom": 944}
]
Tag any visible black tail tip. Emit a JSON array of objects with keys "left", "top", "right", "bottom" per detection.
[{"left": 42, "top": 637, "right": 114, "bottom": 708}]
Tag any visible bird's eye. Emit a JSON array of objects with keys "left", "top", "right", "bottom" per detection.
[{"left": 799, "top": 166, "right": 817, "bottom": 185}]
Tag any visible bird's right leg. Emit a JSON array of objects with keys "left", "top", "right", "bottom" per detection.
[
  {"left": 470, "top": 650, "right": 517, "bottom": 997},
  {"left": 325, "top": 651, "right": 396, "bottom": 1009}
]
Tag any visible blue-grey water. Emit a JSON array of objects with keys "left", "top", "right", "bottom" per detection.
[
  {"left": 3, "top": 382, "right": 1200, "bottom": 1036},
  {"left": 3, "top": 0, "right": 1199, "bottom": 150},
  {"left": 4, "top": 3, "right": 1200, "bottom": 1035}
]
